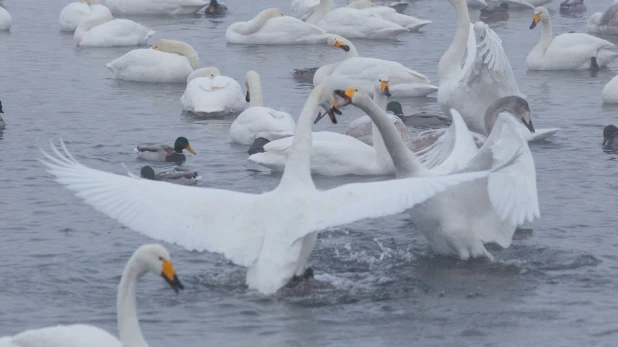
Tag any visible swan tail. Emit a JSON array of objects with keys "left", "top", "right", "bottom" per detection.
[{"left": 247, "top": 137, "right": 270, "bottom": 155}]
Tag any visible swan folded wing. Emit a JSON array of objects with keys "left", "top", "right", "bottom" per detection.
[
  {"left": 550, "top": 33, "right": 615, "bottom": 54},
  {"left": 460, "top": 115, "right": 540, "bottom": 228},
  {"left": 40, "top": 142, "right": 263, "bottom": 267},
  {"left": 306, "top": 171, "right": 490, "bottom": 239}
]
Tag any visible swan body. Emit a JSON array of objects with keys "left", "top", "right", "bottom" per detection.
[
  {"left": 0, "top": 6, "right": 11, "bottom": 31},
  {"left": 438, "top": 0, "right": 522, "bottom": 135},
  {"left": 346, "top": 113, "right": 411, "bottom": 147},
  {"left": 74, "top": 15, "right": 154, "bottom": 47},
  {"left": 59, "top": 0, "right": 112, "bottom": 31},
  {"left": 226, "top": 8, "right": 329, "bottom": 45},
  {"left": 106, "top": 39, "right": 198, "bottom": 83},
  {"left": 314, "top": 35, "right": 437, "bottom": 97},
  {"left": 588, "top": 2, "right": 618, "bottom": 35},
  {"left": 0, "top": 244, "right": 183, "bottom": 347},
  {"left": 528, "top": 7, "right": 618, "bottom": 70},
  {"left": 181, "top": 67, "right": 245, "bottom": 114},
  {"left": 41, "top": 84, "right": 490, "bottom": 295},
  {"left": 230, "top": 71, "right": 295, "bottom": 144},
  {"left": 105, "top": 0, "right": 207, "bottom": 15},
  {"left": 306, "top": 0, "right": 408, "bottom": 39},
  {"left": 290, "top": 0, "right": 320, "bottom": 20},
  {"left": 347, "top": 0, "right": 432, "bottom": 31},
  {"left": 602, "top": 75, "right": 618, "bottom": 104}
]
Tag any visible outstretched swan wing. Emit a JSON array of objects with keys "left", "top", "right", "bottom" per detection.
[{"left": 40, "top": 141, "right": 263, "bottom": 267}]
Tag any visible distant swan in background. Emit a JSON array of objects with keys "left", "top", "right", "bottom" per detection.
[
  {"left": 105, "top": 0, "right": 207, "bottom": 15},
  {"left": 181, "top": 67, "right": 245, "bottom": 114},
  {"left": 0, "top": 244, "right": 183, "bottom": 347},
  {"left": 347, "top": 0, "right": 432, "bottom": 32},
  {"left": 588, "top": 1, "right": 618, "bottom": 35},
  {"left": 74, "top": 15, "right": 154, "bottom": 47},
  {"left": 59, "top": 0, "right": 112, "bottom": 31}
]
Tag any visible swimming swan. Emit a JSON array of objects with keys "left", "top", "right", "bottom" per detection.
[
  {"left": 181, "top": 67, "right": 245, "bottom": 114},
  {"left": 314, "top": 35, "right": 438, "bottom": 97},
  {"left": 225, "top": 8, "right": 329, "bottom": 45},
  {"left": 528, "top": 6, "right": 618, "bottom": 70},
  {"left": 347, "top": 0, "right": 432, "bottom": 32},
  {"left": 40, "top": 84, "right": 491, "bottom": 295},
  {"left": 0, "top": 5, "right": 11, "bottom": 31},
  {"left": 106, "top": 39, "right": 199, "bottom": 83},
  {"left": 105, "top": 0, "right": 207, "bottom": 15},
  {"left": 74, "top": 15, "right": 154, "bottom": 47},
  {"left": 602, "top": 74, "right": 618, "bottom": 104},
  {"left": 290, "top": 0, "right": 320, "bottom": 20},
  {"left": 59, "top": 0, "right": 112, "bottom": 31},
  {"left": 438, "top": 0, "right": 523, "bottom": 135},
  {"left": 229, "top": 70, "right": 295, "bottom": 144},
  {"left": 0, "top": 244, "right": 183, "bottom": 347},
  {"left": 588, "top": 1, "right": 618, "bottom": 35},
  {"left": 336, "top": 87, "right": 539, "bottom": 259}
]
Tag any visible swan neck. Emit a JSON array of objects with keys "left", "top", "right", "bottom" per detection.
[
  {"left": 246, "top": 74, "right": 264, "bottom": 107},
  {"left": 236, "top": 10, "right": 275, "bottom": 35},
  {"left": 306, "top": 0, "right": 334, "bottom": 24},
  {"left": 117, "top": 259, "right": 148, "bottom": 347},
  {"left": 370, "top": 90, "right": 393, "bottom": 170},
  {"left": 344, "top": 40, "right": 359, "bottom": 58},
  {"left": 439, "top": 0, "right": 469, "bottom": 81},
  {"left": 538, "top": 17, "right": 553, "bottom": 50},
  {"left": 483, "top": 100, "right": 506, "bottom": 134}
]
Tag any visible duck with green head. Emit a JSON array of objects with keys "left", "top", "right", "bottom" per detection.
[
  {"left": 135, "top": 137, "right": 196, "bottom": 162},
  {"left": 139, "top": 166, "right": 199, "bottom": 185},
  {"left": 205, "top": 0, "right": 227, "bottom": 16},
  {"left": 0, "top": 100, "right": 5, "bottom": 131}
]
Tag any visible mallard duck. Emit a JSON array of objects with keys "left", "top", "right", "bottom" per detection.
[
  {"left": 387, "top": 101, "right": 452, "bottom": 128},
  {"left": 139, "top": 166, "right": 200, "bottom": 185},
  {"left": 135, "top": 137, "right": 196, "bottom": 162},
  {"left": 205, "top": 0, "right": 227, "bottom": 15},
  {"left": 603, "top": 125, "right": 618, "bottom": 148},
  {"left": 560, "top": 0, "right": 586, "bottom": 14},
  {"left": 0, "top": 100, "right": 5, "bottom": 130}
]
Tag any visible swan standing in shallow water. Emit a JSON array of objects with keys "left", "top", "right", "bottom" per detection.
[
  {"left": 40, "top": 84, "right": 491, "bottom": 295},
  {"left": 105, "top": 0, "right": 207, "bottom": 15},
  {"left": 336, "top": 87, "right": 539, "bottom": 259},
  {"left": 0, "top": 244, "right": 183, "bottom": 347},
  {"left": 229, "top": 71, "right": 295, "bottom": 145},
  {"left": 106, "top": 39, "right": 199, "bottom": 83},
  {"left": 0, "top": 5, "right": 11, "bottom": 31},
  {"left": 225, "top": 8, "right": 329, "bottom": 45},
  {"left": 181, "top": 67, "right": 245, "bottom": 114},
  {"left": 528, "top": 7, "right": 618, "bottom": 70},
  {"left": 346, "top": 0, "right": 432, "bottom": 32},
  {"left": 74, "top": 15, "right": 154, "bottom": 47},
  {"left": 314, "top": 35, "right": 437, "bottom": 97},
  {"left": 588, "top": 1, "right": 618, "bottom": 35},
  {"left": 59, "top": 0, "right": 112, "bottom": 31}
]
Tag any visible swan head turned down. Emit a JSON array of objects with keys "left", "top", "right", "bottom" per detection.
[
  {"left": 530, "top": 7, "right": 549, "bottom": 29},
  {"left": 603, "top": 125, "right": 618, "bottom": 146},
  {"left": 327, "top": 36, "right": 350, "bottom": 52},
  {"left": 151, "top": 39, "right": 199, "bottom": 70},
  {"left": 187, "top": 67, "right": 221, "bottom": 83},
  {"left": 485, "top": 96, "right": 534, "bottom": 134},
  {"left": 348, "top": 0, "right": 375, "bottom": 9},
  {"left": 130, "top": 244, "right": 184, "bottom": 293}
]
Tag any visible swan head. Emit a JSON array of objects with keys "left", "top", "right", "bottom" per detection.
[
  {"left": 492, "top": 96, "right": 534, "bottom": 133},
  {"left": 132, "top": 244, "right": 184, "bottom": 293},
  {"left": 603, "top": 125, "right": 618, "bottom": 146},
  {"left": 258, "top": 8, "right": 285, "bottom": 19},
  {"left": 327, "top": 35, "right": 350, "bottom": 52},
  {"left": 174, "top": 137, "right": 196, "bottom": 155},
  {"left": 244, "top": 70, "right": 261, "bottom": 103},
  {"left": 530, "top": 7, "right": 549, "bottom": 29},
  {"left": 151, "top": 39, "right": 199, "bottom": 69},
  {"left": 377, "top": 75, "right": 391, "bottom": 97},
  {"left": 332, "top": 87, "right": 367, "bottom": 110},
  {"left": 187, "top": 67, "right": 221, "bottom": 83},
  {"left": 140, "top": 166, "right": 156, "bottom": 180}
]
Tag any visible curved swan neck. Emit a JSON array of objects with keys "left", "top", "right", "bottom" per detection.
[
  {"left": 357, "top": 95, "right": 426, "bottom": 177},
  {"left": 235, "top": 9, "right": 281, "bottom": 35},
  {"left": 75, "top": 15, "right": 113, "bottom": 41},
  {"left": 279, "top": 85, "right": 330, "bottom": 188},
  {"left": 538, "top": 16, "right": 553, "bottom": 51},
  {"left": 484, "top": 97, "right": 522, "bottom": 134},
  {"left": 117, "top": 257, "right": 148, "bottom": 347},
  {"left": 439, "top": 0, "right": 469, "bottom": 81},
  {"left": 307, "top": 0, "right": 334, "bottom": 24},
  {"left": 246, "top": 72, "right": 264, "bottom": 107},
  {"left": 371, "top": 88, "right": 393, "bottom": 170},
  {"left": 342, "top": 38, "right": 359, "bottom": 58}
]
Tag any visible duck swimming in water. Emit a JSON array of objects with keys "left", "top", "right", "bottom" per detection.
[
  {"left": 135, "top": 137, "right": 196, "bottom": 163},
  {"left": 480, "top": 2, "right": 509, "bottom": 23},
  {"left": 559, "top": 0, "right": 586, "bottom": 14},
  {"left": 139, "top": 166, "right": 200, "bottom": 185},
  {"left": 603, "top": 125, "right": 618, "bottom": 148},
  {"left": 0, "top": 100, "right": 5, "bottom": 130},
  {"left": 205, "top": 0, "right": 227, "bottom": 16}
]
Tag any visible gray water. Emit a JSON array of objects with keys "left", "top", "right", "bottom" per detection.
[{"left": 1, "top": 0, "right": 617, "bottom": 346}]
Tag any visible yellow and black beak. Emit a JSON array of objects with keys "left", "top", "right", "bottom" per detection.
[
  {"left": 380, "top": 81, "right": 391, "bottom": 97},
  {"left": 314, "top": 96, "right": 342, "bottom": 124},
  {"left": 185, "top": 144, "right": 197, "bottom": 155},
  {"left": 161, "top": 260, "right": 184, "bottom": 293},
  {"left": 530, "top": 14, "right": 541, "bottom": 29},
  {"left": 602, "top": 136, "right": 609, "bottom": 146},
  {"left": 334, "top": 40, "right": 350, "bottom": 52},
  {"left": 334, "top": 88, "right": 356, "bottom": 107}
]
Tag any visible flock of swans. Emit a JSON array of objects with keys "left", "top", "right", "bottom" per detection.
[{"left": 1, "top": 0, "right": 618, "bottom": 345}]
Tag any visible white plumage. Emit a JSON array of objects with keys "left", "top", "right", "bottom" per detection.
[{"left": 181, "top": 67, "right": 245, "bottom": 114}]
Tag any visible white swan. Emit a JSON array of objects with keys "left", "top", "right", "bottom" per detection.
[
  {"left": 41, "top": 84, "right": 490, "bottom": 295},
  {"left": 290, "top": 0, "right": 320, "bottom": 20},
  {"left": 0, "top": 244, "right": 183, "bottom": 347},
  {"left": 466, "top": 0, "right": 488, "bottom": 8},
  {"left": 229, "top": 71, "right": 295, "bottom": 144},
  {"left": 74, "top": 15, "right": 154, "bottom": 47},
  {"left": 438, "top": 0, "right": 522, "bottom": 135},
  {"left": 336, "top": 87, "right": 540, "bottom": 259},
  {"left": 602, "top": 75, "right": 618, "bottom": 104},
  {"left": 314, "top": 35, "right": 438, "bottom": 97},
  {"left": 527, "top": 7, "right": 618, "bottom": 70},
  {"left": 347, "top": 0, "right": 432, "bottom": 32},
  {"left": 105, "top": 0, "right": 207, "bottom": 15},
  {"left": 225, "top": 8, "right": 329, "bottom": 45},
  {"left": 181, "top": 67, "right": 245, "bottom": 114},
  {"left": 106, "top": 39, "right": 199, "bottom": 83},
  {"left": 0, "top": 5, "right": 10, "bottom": 31},
  {"left": 59, "top": 0, "right": 112, "bottom": 32},
  {"left": 588, "top": 1, "right": 618, "bottom": 35},
  {"left": 249, "top": 76, "right": 397, "bottom": 176},
  {"left": 306, "top": 0, "right": 408, "bottom": 39}
]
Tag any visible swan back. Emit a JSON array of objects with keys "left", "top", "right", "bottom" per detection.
[
  {"left": 74, "top": 14, "right": 114, "bottom": 42},
  {"left": 187, "top": 67, "right": 221, "bottom": 83},
  {"left": 347, "top": 0, "right": 374, "bottom": 9},
  {"left": 151, "top": 39, "right": 199, "bottom": 70},
  {"left": 232, "top": 8, "right": 285, "bottom": 35}
]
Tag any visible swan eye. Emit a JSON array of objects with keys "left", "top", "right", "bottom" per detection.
[{"left": 159, "top": 256, "right": 164, "bottom": 261}]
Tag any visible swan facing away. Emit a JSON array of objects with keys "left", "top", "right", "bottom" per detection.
[
  {"left": 59, "top": 0, "right": 112, "bottom": 32},
  {"left": 0, "top": 5, "right": 11, "bottom": 31},
  {"left": 335, "top": 87, "right": 540, "bottom": 259},
  {"left": 0, "top": 244, "right": 183, "bottom": 347},
  {"left": 346, "top": 0, "right": 432, "bottom": 32},
  {"left": 314, "top": 35, "right": 438, "bottom": 97},
  {"left": 181, "top": 67, "right": 245, "bottom": 114},
  {"left": 105, "top": 0, "right": 207, "bottom": 15},
  {"left": 41, "top": 84, "right": 492, "bottom": 295},
  {"left": 74, "top": 15, "right": 154, "bottom": 47},
  {"left": 229, "top": 71, "right": 295, "bottom": 145},
  {"left": 225, "top": 8, "right": 329, "bottom": 45},
  {"left": 106, "top": 39, "right": 199, "bottom": 83},
  {"left": 528, "top": 7, "right": 618, "bottom": 70},
  {"left": 588, "top": 2, "right": 618, "bottom": 35}
]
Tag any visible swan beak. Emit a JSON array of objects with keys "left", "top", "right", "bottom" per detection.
[
  {"left": 335, "top": 41, "right": 350, "bottom": 52},
  {"left": 602, "top": 136, "right": 609, "bottom": 146},
  {"left": 161, "top": 260, "right": 184, "bottom": 293},
  {"left": 381, "top": 81, "right": 391, "bottom": 97},
  {"left": 530, "top": 14, "right": 540, "bottom": 29},
  {"left": 186, "top": 145, "right": 197, "bottom": 155},
  {"left": 521, "top": 112, "right": 535, "bottom": 133},
  {"left": 245, "top": 90, "right": 250, "bottom": 102},
  {"left": 314, "top": 96, "right": 342, "bottom": 124},
  {"left": 334, "top": 88, "right": 356, "bottom": 108}
]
